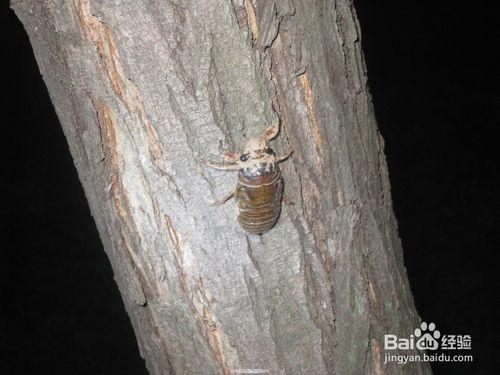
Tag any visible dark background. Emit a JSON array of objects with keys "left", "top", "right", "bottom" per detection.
[{"left": 1, "top": 1, "right": 497, "bottom": 374}]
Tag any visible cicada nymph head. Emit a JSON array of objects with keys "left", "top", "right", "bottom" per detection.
[{"left": 237, "top": 122, "right": 279, "bottom": 178}]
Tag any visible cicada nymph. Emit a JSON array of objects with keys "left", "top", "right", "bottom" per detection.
[{"left": 203, "top": 122, "right": 292, "bottom": 234}]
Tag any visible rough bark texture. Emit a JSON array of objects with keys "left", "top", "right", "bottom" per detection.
[{"left": 13, "top": 0, "right": 432, "bottom": 374}]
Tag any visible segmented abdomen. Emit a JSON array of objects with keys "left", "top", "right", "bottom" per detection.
[{"left": 235, "top": 168, "right": 283, "bottom": 234}]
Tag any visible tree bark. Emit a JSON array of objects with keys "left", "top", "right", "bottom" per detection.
[{"left": 12, "top": 0, "right": 432, "bottom": 374}]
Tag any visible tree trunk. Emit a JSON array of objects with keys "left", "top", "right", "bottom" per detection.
[{"left": 12, "top": 0, "right": 431, "bottom": 374}]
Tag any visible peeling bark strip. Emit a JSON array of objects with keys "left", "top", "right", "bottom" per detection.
[
  {"left": 77, "top": 0, "right": 167, "bottom": 175},
  {"left": 298, "top": 72, "right": 325, "bottom": 169},
  {"left": 244, "top": 0, "right": 259, "bottom": 40},
  {"left": 13, "top": 0, "right": 431, "bottom": 374}
]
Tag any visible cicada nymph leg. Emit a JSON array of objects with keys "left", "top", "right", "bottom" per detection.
[
  {"left": 210, "top": 191, "right": 235, "bottom": 206},
  {"left": 261, "top": 122, "right": 293, "bottom": 163},
  {"left": 221, "top": 151, "right": 239, "bottom": 164},
  {"left": 199, "top": 145, "right": 242, "bottom": 170},
  {"left": 203, "top": 160, "right": 241, "bottom": 171},
  {"left": 200, "top": 150, "right": 239, "bottom": 204},
  {"left": 262, "top": 122, "right": 280, "bottom": 141},
  {"left": 276, "top": 149, "right": 293, "bottom": 163}
]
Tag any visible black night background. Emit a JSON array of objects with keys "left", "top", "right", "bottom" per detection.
[{"left": 1, "top": 1, "right": 497, "bottom": 374}]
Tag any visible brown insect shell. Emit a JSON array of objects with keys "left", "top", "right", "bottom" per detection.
[{"left": 235, "top": 160, "right": 283, "bottom": 235}]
